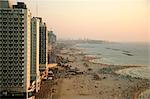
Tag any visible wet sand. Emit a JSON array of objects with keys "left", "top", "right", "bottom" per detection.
[{"left": 52, "top": 46, "right": 150, "bottom": 99}]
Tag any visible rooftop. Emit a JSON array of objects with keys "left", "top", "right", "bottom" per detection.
[{"left": 0, "top": 0, "right": 12, "bottom": 8}]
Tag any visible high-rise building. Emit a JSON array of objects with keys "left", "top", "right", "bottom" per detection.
[
  {"left": 0, "top": 1, "right": 31, "bottom": 98},
  {"left": 37, "top": 17, "right": 48, "bottom": 72},
  {"left": 30, "top": 17, "right": 40, "bottom": 93}
]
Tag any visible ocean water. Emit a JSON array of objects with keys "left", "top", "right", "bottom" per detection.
[
  {"left": 76, "top": 42, "right": 150, "bottom": 66},
  {"left": 76, "top": 42, "right": 150, "bottom": 80}
]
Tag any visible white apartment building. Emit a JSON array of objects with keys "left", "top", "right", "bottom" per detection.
[{"left": 31, "top": 17, "right": 40, "bottom": 93}]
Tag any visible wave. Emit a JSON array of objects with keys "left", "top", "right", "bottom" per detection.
[{"left": 115, "top": 67, "right": 150, "bottom": 80}]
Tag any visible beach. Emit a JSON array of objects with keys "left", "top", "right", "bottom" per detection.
[{"left": 49, "top": 43, "right": 150, "bottom": 99}]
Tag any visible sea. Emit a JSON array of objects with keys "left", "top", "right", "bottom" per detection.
[
  {"left": 75, "top": 42, "right": 150, "bottom": 98},
  {"left": 76, "top": 42, "right": 150, "bottom": 80}
]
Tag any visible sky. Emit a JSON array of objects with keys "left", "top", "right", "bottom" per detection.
[{"left": 13, "top": 0, "right": 150, "bottom": 42}]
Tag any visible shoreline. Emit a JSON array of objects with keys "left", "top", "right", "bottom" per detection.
[
  {"left": 82, "top": 54, "right": 150, "bottom": 98},
  {"left": 79, "top": 47, "right": 150, "bottom": 98},
  {"left": 51, "top": 45, "right": 150, "bottom": 99}
]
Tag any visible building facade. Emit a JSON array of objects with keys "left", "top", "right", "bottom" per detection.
[
  {"left": 38, "top": 18, "right": 48, "bottom": 71},
  {"left": 48, "top": 31, "right": 56, "bottom": 46},
  {"left": 48, "top": 31, "right": 56, "bottom": 63},
  {"left": 0, "top": 1, "right": 31, "bottom": 98},
  {"left": 30, "top": 17, "right": 40, "bottom": 93}
]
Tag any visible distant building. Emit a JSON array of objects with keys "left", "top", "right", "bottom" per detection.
[
  {"left": 48, "top": 31, "right": 56, "bottom": 46},
  {"left": 48, "top": 31, "right": 56, "bottom": 63},
  {"left": 31, "top": 17, "right": 40, "bottom": 93},
  {"left": 0, "top": 1, "right": 31, "bottom": 98}
]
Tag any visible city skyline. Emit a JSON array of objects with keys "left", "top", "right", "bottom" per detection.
[
  {"left": 0, "top": 0, "right": 150, "bottom": 99},
  {"left": 0, "top": 1, "right": 57, "bottom": 98},
  {"left": 13, "top": 0, "right": 150, "bottom": 42}
]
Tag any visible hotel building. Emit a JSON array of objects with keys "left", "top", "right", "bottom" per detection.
[
  {"left": 0, "top": 1, "right": 31, "bottom": 98},
  {"left": 30, "top": 17, "right": 40, "bottom": 93},
  {"left": 37, "top": 17, "right": 48, "bottom": 72}
]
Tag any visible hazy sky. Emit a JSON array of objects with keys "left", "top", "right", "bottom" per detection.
[{"left": 14, "top": 0, "right": 150, "bottom": 42}]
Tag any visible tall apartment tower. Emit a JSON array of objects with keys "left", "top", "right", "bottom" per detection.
[
  {"left": 30, "top": 17, "right": 40, "bottom": 92},
  {"left": 0, "top": 1, "right": 31, "bottom": 98},
  {"left": 37, "top": 18, "right": 48, "bottom": 72}
]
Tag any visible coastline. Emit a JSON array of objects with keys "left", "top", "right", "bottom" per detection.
[
  {"left": 80, "top": 49, "right": 150, "bottom": 99},
  {"left": 51, "top": 44, "right": 150, "bottom": 99}
]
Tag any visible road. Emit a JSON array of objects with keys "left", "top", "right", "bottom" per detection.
[{"left": 35, "top": 80, "right": 53, "bottom": 99}]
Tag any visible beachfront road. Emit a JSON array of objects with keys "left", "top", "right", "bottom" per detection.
[{"left": 35, "top": 80, "right": 53, "bottom": 99}]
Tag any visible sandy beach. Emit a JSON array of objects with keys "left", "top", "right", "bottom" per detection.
[{"left": 49, "top": 45, "right": 150, "bottom": 99}]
